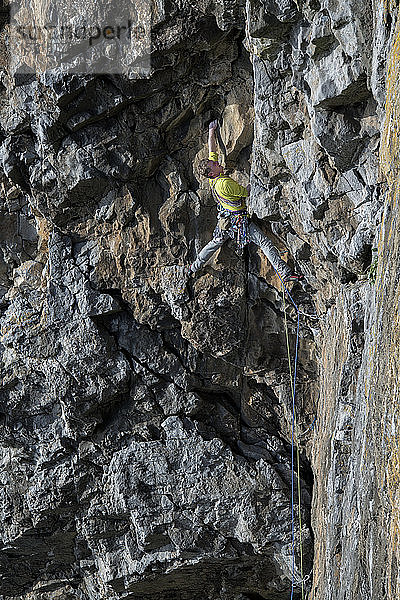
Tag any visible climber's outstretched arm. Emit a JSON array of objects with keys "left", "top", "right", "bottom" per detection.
[{"left": 208, "top": 120, "right": 218, "bottom": 154}]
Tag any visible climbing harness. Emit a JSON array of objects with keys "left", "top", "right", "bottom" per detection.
[
  {"left": 213, "top": 208, "right": 250, "bottom": 250},
  {"left": 209, "top": 179, "right": 249, "bottom": 249}
]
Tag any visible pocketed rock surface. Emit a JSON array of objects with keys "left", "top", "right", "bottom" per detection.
[{"left": 0, "top": 1, "right": 399, "bottom": 599}]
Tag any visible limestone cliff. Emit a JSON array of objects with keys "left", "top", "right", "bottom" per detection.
[{"left": 0, "top": 1, "right": 398, "bottom": 599}]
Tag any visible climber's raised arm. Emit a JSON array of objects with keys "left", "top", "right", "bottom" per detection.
[{"left": 208, "top": 120, "right": 218, "bottom": 154}]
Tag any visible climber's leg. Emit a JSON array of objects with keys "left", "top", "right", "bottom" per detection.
[
  {"left": 190, "top": 234, "right": 228, "bottom": 273},
  {"left": 248, "top": 221, "right": 292, "bottom": 280}
]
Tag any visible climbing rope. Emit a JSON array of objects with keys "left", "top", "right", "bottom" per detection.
[{"left": 282, "top": 286, "right": 305, "bottom": 600}]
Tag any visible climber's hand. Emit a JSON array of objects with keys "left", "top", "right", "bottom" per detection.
[
  {"left": 209, "top": 119, "right": 219, "bottom": 131},
  {"left": 246, "top": 184, "right": 251, "bottom": 194}
]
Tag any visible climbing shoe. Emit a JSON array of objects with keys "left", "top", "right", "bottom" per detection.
[{"left": 284, "top": 272, "right": 304, "bottom": 283}]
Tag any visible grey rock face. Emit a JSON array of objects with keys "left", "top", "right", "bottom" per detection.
[
  {"left": 0, "top": 3, "right": 314, "bottom": 599},
  {"left": 0, "top": 0, "right": 398, "bottom": 599}
]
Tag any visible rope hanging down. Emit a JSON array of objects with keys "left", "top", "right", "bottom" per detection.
[
  {"left": 282, "top": 286, "right": 305, "bottom": 600},
  {"left": 274, "top": 272, "right": 306, "bottom": 600}
]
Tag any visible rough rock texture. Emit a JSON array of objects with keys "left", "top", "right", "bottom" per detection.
[
  {"left": 309, "top": 5, "right": 400, "bottom": 598},
  {"left": 0, "top": 0, "right": 399, "bottom": 599}
]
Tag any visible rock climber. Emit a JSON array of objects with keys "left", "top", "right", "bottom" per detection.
[{"left": 186, "top": 120, "right": 303, "bottom": 283}]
